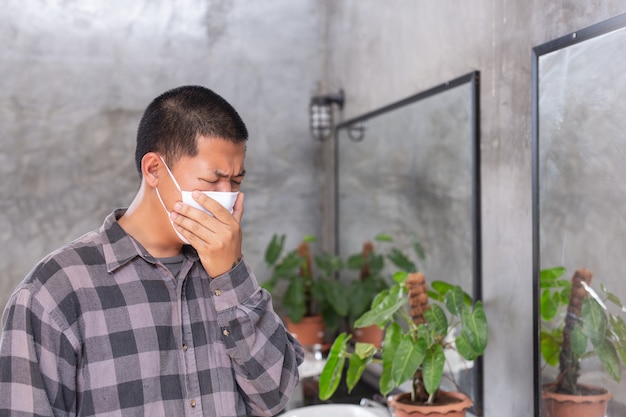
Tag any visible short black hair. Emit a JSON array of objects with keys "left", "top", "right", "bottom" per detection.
[{"left": 134, "top": 85, "right": 248, "bottom": 174}]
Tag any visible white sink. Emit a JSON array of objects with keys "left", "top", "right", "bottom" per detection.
[{"left": 281, "top": 403, "right": 389, "bottom": 417}]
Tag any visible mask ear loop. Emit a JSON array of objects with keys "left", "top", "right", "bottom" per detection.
[{"left": 159, "top": 156, "right": 183, "bottom": 192}]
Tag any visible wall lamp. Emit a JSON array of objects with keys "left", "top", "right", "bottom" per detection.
[{"left": 309, "top": 89, "right": 344, "bottom": 141}]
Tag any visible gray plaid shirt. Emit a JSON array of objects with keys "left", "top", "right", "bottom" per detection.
[{"left": 0, "top": 209, "right": 304, "bottom": 417}]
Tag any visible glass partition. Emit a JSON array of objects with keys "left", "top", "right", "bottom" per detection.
[
  {"left": 532, "top": 13, "right": 626, "bottom": 417},
  {"left": 336, "top": 71, "right": 483, "bottom": 415}
]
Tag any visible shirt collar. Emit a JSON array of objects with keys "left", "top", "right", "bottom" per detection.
[{"left": 100, "top": 209, "right": 199, "bottom": 273}]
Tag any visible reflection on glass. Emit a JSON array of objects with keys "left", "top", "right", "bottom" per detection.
[
  {"left": 533, "top": 14, "right": 626, "bottom": 417},
  {"left": 336, "top": 72, "right": 482, "bottom": 414}
]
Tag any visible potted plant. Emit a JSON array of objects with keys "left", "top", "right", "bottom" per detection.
[
  {"left": 262, "top": 234, "right": 348, "bottom": 348},
  {"left": 318, "top": 270, "right": 488, "bottom": 417},
  {"left": 344, "top": 234, "right": 422, "bottom": 347},
  {"left": 539, "top": 266, "right": 626, "bottom": 417}
]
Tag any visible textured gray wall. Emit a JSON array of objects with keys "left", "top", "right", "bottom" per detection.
[
  {"left": 325, "top": 1, "right": 626, "bottom": 416},
  {"left": 0, "top": 0, "right": 327, "bottom": 309},
  {"left": 3, "top": 1, "right": 626, "bottom": 416}
]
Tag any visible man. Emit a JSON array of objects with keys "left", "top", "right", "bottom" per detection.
[{"left": 0, "top": 86, "right": 304, "bottom": 416}]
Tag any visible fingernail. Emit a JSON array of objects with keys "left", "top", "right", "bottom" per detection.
[
  {"left": 193, "top": 190, "right": 201, "bottom": 198},
  {"left": 174, "top": 202, "right": 182, "bottom": 211},
  {"left": 170, "top": 212, "right": 178, "bottom": 219}
]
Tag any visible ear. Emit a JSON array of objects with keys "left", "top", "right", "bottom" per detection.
[{"left": 141, "top": 152, "right": 161, "bottom": 188}]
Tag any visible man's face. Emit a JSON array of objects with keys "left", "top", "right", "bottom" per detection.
[{"left": 159, "top": 135, "right": 246, "bottom": 211}]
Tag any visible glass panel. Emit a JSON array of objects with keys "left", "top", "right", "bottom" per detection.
[
  {"left": 533, "top": 14, "right": 626, "bottom": 417},
  {"left": 336, "top": 72, "right": 482, "bottom": 414}
]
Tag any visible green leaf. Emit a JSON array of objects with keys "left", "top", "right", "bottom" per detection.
[
  {"left": 354, "top": 284, "right": 405, "bottom": 328},
  {"left": 303, "top": 234, "right": 317, "bottom": 243},
  {"left": 354, "top": 342, "right": 377, "bottom": 359},
  {"left": 321, "top": 279, "right": 349, "bottom": 317},
  {"left": 392, "top": 334, "right": 426, "bottom": 388},
  {"left": 411, "top": 238, "right": 426, "bottom": 262},
  {"left": 315, "top": 253, "right": 344, "bottom": 277},
  {"left": 570, "top": 323, "right": 587, "bottom": 358},
  {"left": 422, "top": 344, "right": 445, "bottom": 397},
  {"left": 393, "top": 271, "right": 409, "bottom": 283},
  {"left": 609, "top": 314, "right": 626, "bottom": 365},
  {"left": 387, "top": 249, "right": 416, "bottom": 272},
  {"left": 601, "top": 283, "right": 624, "bottom": 309},
  {"left": 540, "top": 289, "right": 560, "bottom": 321},
  {"left": 596, "top": 337, "right": 621, "bottom": 383},
  {"left": 540, "top": 329, "right": 562, "bottom": 366},
  {"left": 444, "top": 285, "right": 465, "bottom": 316},
  {"left": 539, "top": 267, "right": 566, "bottom": 288},
  {"left": 460, "top": 301, "right": 488, "bottom": 353},
  {"left": 380, "top": 322, "right": 402, "bottom": 396},
  {"left": 347, "top": 352, "right": 372, "bottom": 393},
  {"left": 456, "top": 332, "right": 479, "bottom": 361},
  {"left": 582, "top": 297, "right": 607, "bottom": 348},
  {"left": 424, "top": 304, "right": 448, "bottom": 335},
  {"left": 346, "top": 253, "right": 366, "bottom": 270},
  {"left": 264, "top": 234, "right": 285, "bottom": 265},
  {"left": 318, "top": 333, "right": 350, "bottom": 400},
  {"left": 374, "top": 233, "right": 394, "bottom": 242}
]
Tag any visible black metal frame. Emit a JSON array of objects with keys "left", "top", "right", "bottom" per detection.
[
  {"left": 531, "top": 12, "right": 626, "bottom": 417},
  {"left": 334, "top": 71, "right": 483, "bottom": 415}
]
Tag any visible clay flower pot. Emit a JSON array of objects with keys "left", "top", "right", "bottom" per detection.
[
  {"left": 351, "top": 324, "right": 384, "bottom": 347},
  {"left": 388, "top": 391, "right": 472, "bottom": 417},
  {"left": 542, "top": 383, "right": 612, "bottom": 417},
  {"left": 284, "top": 315, "right": 326, "bottom": 348}
]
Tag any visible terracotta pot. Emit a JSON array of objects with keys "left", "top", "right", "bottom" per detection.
[
  {"left": 352, "top": 324, "right": 384, "bottom": 347},
  {"left": 388, "top": 391, "right": 472, "bottom": 417},
  {"left": 542, "top": 383, "right": 612, "bottom": 417},
  {"left": 284, "top": 315, "right": 326, "bottom": 348}
]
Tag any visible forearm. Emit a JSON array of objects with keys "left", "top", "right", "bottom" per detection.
[{"left": 212, "top": 261, "right": 304, "bottom": 416}]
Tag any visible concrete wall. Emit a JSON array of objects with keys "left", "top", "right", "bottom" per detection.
[
  {"left": 324, "top": 1, "right": 626, "bottom": 415},
  {"left": 0, "top": 0, "right": 328, "bottom": 309},
  {"left": 2, "top": 1, "right": 626, "bottom": 416}
]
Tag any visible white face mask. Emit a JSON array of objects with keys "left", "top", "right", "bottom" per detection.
[{"left": 155, "top": 156, "right": 239, "bottom": 244}]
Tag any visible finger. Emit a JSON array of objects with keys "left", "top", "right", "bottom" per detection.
[
  {"left": 232, "top": 192, "right": 244, "bottom": 222},
  {"left": 191, "top": 191, "right": 230, "bottom": 220}
]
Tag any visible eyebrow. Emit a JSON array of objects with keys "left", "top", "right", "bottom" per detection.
[{"left": 214, "top": 169, "right": 246, "bottom": 178}]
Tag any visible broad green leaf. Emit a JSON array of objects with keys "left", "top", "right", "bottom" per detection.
[
  {"left": 422, "top": 344, "right": 445, "bottom": 396},
  {"left": 355, "top": 284, "right": 405, "bottom": 328},
  {"left": 393, "top": 271, "right": 410, "bottom": 284},
  {"left": 347, "top": 353, "right": 372, "bottom": 392},
  {"left": 346, "top": 253, "right": 366, "bottom": 270},
  {"left": 456, "top": 332, "right": 479, "bottom": 361},
  {"left": 374, "top": 233, "right": 394, "bottom": 242},
  {"left": 444, "top": 285, "right": 465, "bottom": 315},
  {"left": 570, "top": 323, "right": 587, "bottom": 358},
  {"left": 540, "top": 267, "right": 566, "bottom": 287},
  {"left": 424, "top": 304, "right": 448, "bottom": 335},
  {"left": 540, "top": 330, "right": 562, "bottom": 366},
  {"left": 387, "top": 249, "right": 416, "bottom": 272},
  {"left": 264, "top": 234, "right": 285, "bottom": 265},
  {"left": 582, "top": 297, "right": 607, "bottom": 348},
  {"left": 609, "top": 315, "right": 626, "bottom": 365},
  {"left": 354, "top": 342, "right": 377, "bottom": 359},
  {"left": 321, "top": 279, "right": 349, "bottom": 316},
  {"left": 318, "top": 333, "right": 350, "bottom": 400},
  {"left": 411, "top": 238, "right": 426, "bottom": 262},
  {"left": 596, "top": 338, "right": 621, "bottom": 383},
  {"left": 540, "top": 289, "right": 559, "bottom": 321},
  {"left": 303, "top": 234, "right": 317, "bottom": 243},
  {"left": 601, "top": 283, "right": 624, "bottom": 309},
  {"left": 380, "top": 322, "right": 402, "bottom": 396},
  {"left": 314, "top": 253, "right": 344, "bottom": 277},
  {"left": 392, "top": 334, "right": 426, "bottom": 387},
  {"left": 460, "top": 301, "right": 488, "bottom": 353}
]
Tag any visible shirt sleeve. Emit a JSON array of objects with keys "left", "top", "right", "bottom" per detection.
[
  {"left": 210, "top": 259, "right": 305, "bottom": 417},
  {"left": 0, "top": 287, "right": 78, "bottom": 416}
]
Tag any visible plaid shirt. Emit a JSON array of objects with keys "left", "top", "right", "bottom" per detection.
[{"left": 0, "top": 209, "right": 304, "bottom": 417}]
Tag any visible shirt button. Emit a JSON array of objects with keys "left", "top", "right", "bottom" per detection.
[
  {"left": 182, "top": 343, "right": 188, "bottom": 352},
  {"left": 190, "top": 399, "right": 196, "bottom": 408},
  {"left": 222, "top": 329, "right": 230, "bottom": 336},
  {"left": 214, "top": 289, "right": 222, "bottom": 296}
]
